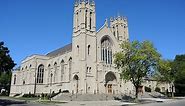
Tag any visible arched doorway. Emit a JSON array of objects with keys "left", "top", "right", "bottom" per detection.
[
  {"left": 105, "top": 72, "right": 117, "bottom": 94},
  {"left": 73, "top": 75, "right": 79, "bottom": 94}
]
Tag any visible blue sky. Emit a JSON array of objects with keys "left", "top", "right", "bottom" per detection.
[{"left": 0, "top": 0, "right": 185, "bottom": 67}]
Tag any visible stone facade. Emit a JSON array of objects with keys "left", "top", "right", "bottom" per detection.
[{"left": 10, "top": 0, "right": 170, "bottom": 96}]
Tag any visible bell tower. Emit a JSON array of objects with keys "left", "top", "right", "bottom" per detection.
[
  {"left": 110, "top": 16, "right": 129, "bottom": 42},
  {"left": 73, "top": 0, "right": 96, "bottom": 36},
  {"left": 72, "top": 0, "right": 97, "bottom": 94}
]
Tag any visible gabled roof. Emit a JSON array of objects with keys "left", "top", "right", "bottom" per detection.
[
  {"left": 46, "top": 43, "right": 72, "bottom": 57},
  {"left": 97, "top": 19, "right": 109, "bottom": 33}
]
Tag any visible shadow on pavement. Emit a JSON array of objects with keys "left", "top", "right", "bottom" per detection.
[{"left": 0, "top": 99, "right": 26, "bottom": 106}]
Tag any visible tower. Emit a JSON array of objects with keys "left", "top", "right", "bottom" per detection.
[
  {"left": 72, "top": 0, "right": 97, "bottom": 94},
  {"left": 73, "top": 0, "right": 96, "bottom": 36},
  {"left": 110, "top": 16, "right": 129, "bottom": 42}
]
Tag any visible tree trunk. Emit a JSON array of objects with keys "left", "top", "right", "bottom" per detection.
[
  {"left": 171, "top": 84, "right": 174, "bottom": 98},
  {"left": 135, "top": 86, "right": 139, "bottom": 102}
]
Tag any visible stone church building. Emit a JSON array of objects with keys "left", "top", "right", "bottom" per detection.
[{"left": 10, "top": 0, "right": 170, "bottom": 96}]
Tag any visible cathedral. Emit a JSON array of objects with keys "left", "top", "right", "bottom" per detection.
[{"left": 10, "top": 0, "right": 170, "bottom": 96}]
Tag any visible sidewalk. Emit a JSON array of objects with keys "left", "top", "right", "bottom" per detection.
[
  {"left": 139, "top": 98, "right": 173, "bottom": 102},
  {"left": 135, "top": 99, "right": 185, "bottom": 106}
]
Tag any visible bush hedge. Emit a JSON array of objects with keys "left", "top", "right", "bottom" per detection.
[
  {"left": 145, "top": 86, "right": 151, "bottom": 92},
  {"left": 155, "top": 87, "right": 161, "bottom": 92}
]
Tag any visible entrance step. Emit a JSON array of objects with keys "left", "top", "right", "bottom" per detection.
[{"left": 53, "top": 94, "right": 121, "bottom": 101}]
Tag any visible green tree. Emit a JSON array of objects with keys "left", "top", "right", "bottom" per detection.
[
  {"left": 0, "top": 41, "right": 16, "bottom": 95},
  {"left": 156, "top": 60, "right": 176, "bottom": 97},
  {"left": 114, "top": 40, "right": 161, "bottom": 100},
  {"left": 173, "top": 55, "right": 185, "bottom": 96}
]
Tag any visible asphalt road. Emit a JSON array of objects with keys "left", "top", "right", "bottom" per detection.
[
  {"left": 0, "top": 99, "right": 51, "bottom": 106},
  {"left": 136, "top": 99, "right": 185, "bottom": 106},
  {"left": 0, "top": 99, "right": 26, "bottom": 106},
  {"left": 0, "top": 98, "right": 185, "bottom": 106}
]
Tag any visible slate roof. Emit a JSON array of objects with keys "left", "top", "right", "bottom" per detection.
[{"left": 46, "top": 43, "right": 72, "bottom": 57}]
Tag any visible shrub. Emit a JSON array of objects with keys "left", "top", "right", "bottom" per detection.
[
  {"left": 145, "top": 86, "right": 151, "bottom": 92},
  {"left": 0, "top": 91, "right": 7, "bottom": 96},
  {"left": 62, "top": 90, "right": 69, "bottom": 93},
  {"left": 22, "top": 93, "right": 37, "bottom": 98},
  {"left": 50, "top": 90, "right": 61, "bottom": 98},
  {"left": 59, "top": 89, "right": 62, "bottom": 93},
  {"left": 155, "top": 87, "right": 161, "bottom": 92},
  {"left": 13, "top": 93, "right": 21, "bottom": 97}
]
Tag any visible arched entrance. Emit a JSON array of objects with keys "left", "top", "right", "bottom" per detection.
[
  {"left": 73, "top": 75, "right": 79, "bottom": 94},
  {"left": 105, "top": 72, "right": 117, "bottom": 94}
]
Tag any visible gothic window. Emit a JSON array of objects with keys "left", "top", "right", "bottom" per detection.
[
  {"left": 54, "top": 62, "right": 57, "bottom": 83},
  {"left": 23, "top": 80, "right": 25, "bottom": 85},
  {"left": 86, "top": 67, "right": 91, "bottom": 73},
  {"left": 113, "top": 26, "right": 115, "bottom": 36},
  {"left": 85, "top": 10, "right": 88, "bottom": 28},
  {"left": 117, "top": 25, "right": 119, "bottom": 40},
  {"left": 102, "top": 48, "right": 105, "bottom": 61},
  {"left": 76, "top": 12, "right": 79, "bottom": 28},
  {"left": 105, "top": 49, "right": 107, "bottom": 62},
  {"left": 124, "top": 24, "right": 126, "bottom": 28},
  {"left": 22, "top": 71, "right": 24, "bottom": 80},
  {"left": 48, "top": 64, "right": 51, "bottom": 83},
  {"left": 109, "top": 51, "right": 112, "bottom": 64},
  {"left": 77, "top": 45, "right": 79, "bottom": 55},
  {"left": 29, "top": 65, "right": 31, "bottom": 80},
  {"left": 90, "top": 12, "right": 92, "bottom": 30},
  {"left": 89, "top": 67, "right": 91, "bottom": 73},
  {"left": 36, "top": 64, "right": 44, "bottom": 84},
  {"left": 69, "top": 57, "right": 72, "bottom": 81},
  {"left": 86, "top": 67, "right": 89, "bottom": 73},
  {"left": 61, "top": 60, "right": 64, "bottom": 81},
  {"left": 101, "top": 37, "right": 112, "bottom": 64},
  {"left": 88, "top": 45, "right": 90, "bottom": 55},
  {"left": 25, "top": 66, "right": 28, "bottom": 80},
  {"left": 29, "top": 64, "right": 32, "bottom": 73},
  {"left": 13, "top": 75, "right": 16, "bottom": 85}
]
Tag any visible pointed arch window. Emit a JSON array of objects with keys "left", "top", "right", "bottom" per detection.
[
  {"left": 47, "top": 64, "right": 51, "bottom": 83},
  {"left": 77, "top": 45, "right": 79, "bottom": 55},
  {"left": 116, "top": 25, "right": 119, "bottom": 40},
  {"left": 88, "top": 45, "right": 90, "bottom": 55},
  {"left": 101, "top": 37, "right": 112, "bottom": 64},
  {"left": 113, "top": 26, "right": 116, "bottom": 36},
  {"left": 54, "top": 62, "right": 57, "bottom": 83},
  {"left": 37, "top": 64, "right": 44, "bottom": 84},
  {"left": 85, "top": 10, "right": 88, "bottom": 28},
  {"left": 13, "top": 75, "right": 16, "bottom": 85},
  {"left": 90, "top": 12, "right": 92, "bottom": 30},
  {"left": 25, "top": 66, "right": 27, "bottom": 70},
  {"left": 76, "top": 12, "right": 79, "bottom": 28},
  {"left": 61, "top": 60, "right": 65, "bottom": 81},
  {"left": 69, "top": 58, "right": 72, "bottom": 81}
]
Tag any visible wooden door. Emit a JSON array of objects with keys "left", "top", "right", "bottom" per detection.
[{"left": 108, "top": 84, "right": 112, "bottom": 94}]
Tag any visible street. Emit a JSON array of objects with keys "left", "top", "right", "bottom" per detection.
[
  {"left": 136, "top": 99, "right": 185, "bottom": 106},
  {"left": 0, "top": 98, "right": 185, "bottom": 106},
  {"left": 0, "top": 99, "right": 51, "bottom": 106},
  {"left": 0, "top": 99, "right": 26, "bottom": 106}
]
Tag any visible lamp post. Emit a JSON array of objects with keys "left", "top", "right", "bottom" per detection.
[{"left": 50, "top": 73, "right": 53, "bottom": 101}]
